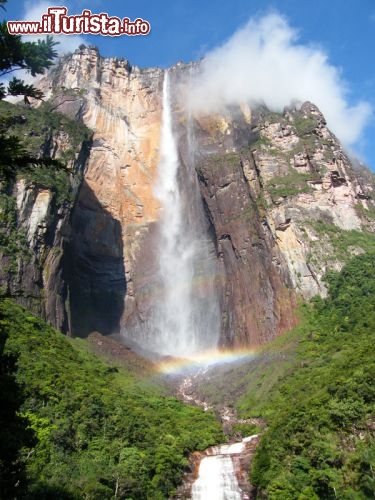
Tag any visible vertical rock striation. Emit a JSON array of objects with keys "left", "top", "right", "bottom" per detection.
[{"left": 174, "top": 104, "right": 297, "bottom": 346}]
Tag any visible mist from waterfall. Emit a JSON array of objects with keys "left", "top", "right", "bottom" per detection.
[{"left": 147, "top": 70, "right": 220, "bottom": 357}]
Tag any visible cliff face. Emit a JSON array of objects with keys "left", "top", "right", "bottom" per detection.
[
  {"left": 2, "top": 46, "right": 374, "bottom": 348},
  {"left": 189, "top": 102, "right": 375, "bottom": 304},
  {"left": 169, "top": 67, "right": 374, "bottom": 345},
  {"left": 0, "top": 103, "right": 91, "bottom": 330},
  {"left": 36, "top": 48, "right": 164, "bottom": 337},
  {"left": 249, "top": 103, "right": 374, "bottom": 297}
]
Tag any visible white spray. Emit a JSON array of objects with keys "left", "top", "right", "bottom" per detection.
[{"left": 149, "top": 70, "right": 220, "bottom": 357}]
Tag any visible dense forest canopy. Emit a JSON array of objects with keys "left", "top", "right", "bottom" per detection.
[
  {"left": 1, "top": 299, "right": 224, "bottom": 498},
  {"left": 248, "top": 253, "right": 375, "bottom": 499}
]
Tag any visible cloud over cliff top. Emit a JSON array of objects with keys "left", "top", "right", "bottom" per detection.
[{"left": 189, "top": 12, "right": 372, "bottom": 148}]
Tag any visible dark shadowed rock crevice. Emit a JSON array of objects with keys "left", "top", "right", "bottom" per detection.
[{"left": 62, "top": 180, "right": 126, "bottom": 337}]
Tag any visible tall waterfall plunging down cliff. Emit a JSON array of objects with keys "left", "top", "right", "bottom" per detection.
[{"left": 144, "top": 70, "right": 220, "bottom": 357}]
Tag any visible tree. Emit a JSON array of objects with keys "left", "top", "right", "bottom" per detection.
[
  {"left": 0, "top": 3, "right": 58, "bottom": 493},
  {"left": 0, "top": 0, "right": 60, "bottom": 182},
  {"left": 0, "top": 308, "right": 36, "bottom": 498},
  {"left": 0, "top": 2, "right": 58, "bottom": 100}
]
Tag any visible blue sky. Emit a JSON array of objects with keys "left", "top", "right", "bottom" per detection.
[{"left": 3, "top": 0, "right": 375, "bottom": 169}]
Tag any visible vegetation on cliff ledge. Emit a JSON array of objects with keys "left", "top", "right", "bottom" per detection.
[
  {"left": 0, "top": 300, "right": 223, "bottom": 499},
  {"left": 0, "top": 99, "right": 91, "bottom": 202}
]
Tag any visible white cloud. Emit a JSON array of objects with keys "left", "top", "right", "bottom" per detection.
[
  {"left": 188, "top": 12, "right": 372, "bottom": 148},
  {"left": 22, "top": 0, "right": 87, "bottom": 54}
]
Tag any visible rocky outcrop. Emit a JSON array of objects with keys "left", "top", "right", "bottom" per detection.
[
  {"left": 179, "top": 100, "right": 375, "bottom": 306},
  {"left": 248, "top": 103, "right": 374, "bottom": 297}
]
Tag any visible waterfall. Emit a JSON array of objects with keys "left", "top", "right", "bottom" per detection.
[
  {"left": 191, "top": 455, "right": 243, "bottom": 500},
  {"left": 145, "top": 70, "right": 220, "bottom": 357},
  {"left": 191, "top": 437, "right": 258, "bottom": 499}
]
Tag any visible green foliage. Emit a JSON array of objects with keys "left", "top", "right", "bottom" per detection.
[
  {"left": 0, "top": 305, "right": 35, "bottom": 498},
  {"left": 0, "top": 99, "right": 91, "bottom": 203},
  {"left": 0, "top": 16, "right": 57, "bottom": 79},
  {"left": 0, "top": 4, "right": 61, "bottom": 182},
  {"left": 293, "top": 115, "right": 317, "bottom": 136},
  {"left": 249, "top": 253, "right": 375, "bottom": 498},
  {"left": 1, "top": 299, "right": 224, "bottom": 498},
  {"left": 0, "top": 99, "right": 91, "bottom": 156},
  {"left": 255, "top": 106, "right": 288, "bottom": 126},
  {"left": 207, "top": 152, "right": 241, "bottom": 169},
  {"left": 230, "top": 422, "right": 261, "bottom": 439},
  {"left": 355, "top": 201, "right": 375, "bottom": 222},
  {"left": 0, "top": 1, "right": 57, "bottom": 100},
  {"left": 22, "top": 167, "right": 74, "bottom": 205},
  {"left": 0, "top": 132, "right": 64, "bottom": 183},
  {"left": 0, "top": 193, "right": 30, "bottom": 276},
  {"left": 310, "top": 220, "right": 375, "bottom": 262},
  {"left": 250, "top": 136, "right": 273, "bottom": 151},
  {"left": 266, "top": 170, "right": 315, "bottom": 199},
  {"left": 7, "top": 77, "right": 44, "bottom": 100}
]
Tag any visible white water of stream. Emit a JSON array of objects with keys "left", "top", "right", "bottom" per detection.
[
  {"left": 191, "top": 438, "right": 257, "bottom": 499},
  {"left": 192, "top": 455, "right": 243, "bottom": 500}
]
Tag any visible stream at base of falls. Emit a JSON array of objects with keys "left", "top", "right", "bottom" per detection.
[
  {"left": 190, "top": 436, "right": 259, "bottom": 500},
  {"left": 172, "top": 371, "right": 263, "bottom": 500}
]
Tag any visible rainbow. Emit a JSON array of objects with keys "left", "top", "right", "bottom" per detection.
[{"left": 156, "top": 347, "right": 259, "bottom": 374}]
